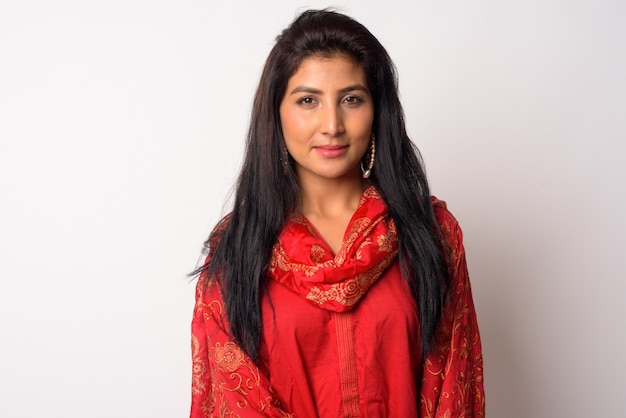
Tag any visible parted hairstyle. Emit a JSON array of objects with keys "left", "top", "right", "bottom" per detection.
[{"left": 196, "top": 9, "right": 450, "bottom": 364}]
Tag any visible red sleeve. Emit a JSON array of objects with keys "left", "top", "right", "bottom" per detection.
[
  {"left": 420, "top": 199, "right": 485, "bottom": 417},
  {"left": 190, "top": 280, "right": 293, "bottom": 417},
  {"left": 190, "top": 221, "right": 293, "bottom": 417}
]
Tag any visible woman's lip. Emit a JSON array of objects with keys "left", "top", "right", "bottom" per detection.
[{"left": 314, "top": 145, "right": 348, "bottom": 158}]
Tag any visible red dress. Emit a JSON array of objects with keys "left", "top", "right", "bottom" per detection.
[{"left": 190, "top": 187, "right": 484, "bottom": 417}]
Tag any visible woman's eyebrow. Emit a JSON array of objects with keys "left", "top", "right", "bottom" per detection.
[
  {"left": 289, "top": 86, "right": 322, "bottom": 95},
  {"left": 338, "top": 84, "right": 369, "bottom": 94},
  {"left": 288, "top": 84, "right": 369, "bottom": 95}
]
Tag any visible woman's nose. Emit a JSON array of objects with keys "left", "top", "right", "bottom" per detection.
[{"left": 319, "top": 104, "right": 345, "bottom": 136}]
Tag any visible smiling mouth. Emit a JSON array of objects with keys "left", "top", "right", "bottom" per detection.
[
  {"left": 313, "top": 144, "right": 349, "bottom": 158},
  {"left": 315, "top": 144, "right": 347, "bottom": 150}
]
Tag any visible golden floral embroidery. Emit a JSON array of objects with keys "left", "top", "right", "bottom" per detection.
[
  {"left": 288, "top": 212, "right": 318, "bottom": 237},
  {"left": 310, "top": 244, "right": 326, "bottom": 264},
  {"left": 306, "top": 249, "right": 398, "bottom": 306},
  {"left": 270, "top": 238, "right": 320, "bottom": 277},
  {"left": 360, "top": 186, "right": 381, "bottom": 201},
  {"left": 270, "top": 188, "right": 400, "bottom": 310},
  {"left": 191, "top": 231, "right": 296, "bottom": 417},
  {"left": 191, "top": 334, "right": 208, "bottom": 396},
  {"left": 355, "top": 238, "right": 371, "bottom": 260},
  {"left": 191, "top": 283, "right": 294, "bottom": 417},
  {"left": 420, "top": 199, "right": 484, "bottom": 417},
  {"left": 206, "top": 333, "right": 294, "bottom": 417},
  {"left": 191, "top": 193, "right": 483, "bottom": 417},
  {"left": 377, "top": 234, "right": 392, "bottom": 252},
  {"left": 342, "top": 217, "right": 370, "bottom": 247},
  {"left": 212, "top": 342, "right": 244, "bottom": 373},
  {"left": 335, "top": 217, "right": 379, "bottom": 265},
  {"left": 377, "top": 219, "right": 397, "bottom": 252}
]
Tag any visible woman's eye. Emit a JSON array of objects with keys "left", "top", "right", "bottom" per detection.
[
  {"left": 343, "top": 95, "right": 363, "bottom": 105},
  {"left": 297, "top": 97, "right": 316, "bottom": 105}
]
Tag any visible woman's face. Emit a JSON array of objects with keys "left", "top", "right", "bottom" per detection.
[{"left": 279, "top": 54, "right": 374, "bottom": 185}]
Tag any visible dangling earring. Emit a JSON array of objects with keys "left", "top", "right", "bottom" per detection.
[{"left": 361, "top": 136, "right": 376, "bottom": 179}]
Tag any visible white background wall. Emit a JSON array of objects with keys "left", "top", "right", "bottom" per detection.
[{"left": 1, "top": 1, "right": 624, "bottom": 417}]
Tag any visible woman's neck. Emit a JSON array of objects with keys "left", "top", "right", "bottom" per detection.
[
  {"left": 296, "top": 175, "right": 370, "bottom": 254},
  {"left": 298, "top": 176, "right": 369, "bottom": 219}
]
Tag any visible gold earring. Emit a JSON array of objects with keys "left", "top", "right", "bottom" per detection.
[{"left": 361, "top": 136, "right": 376, "bottom": 179}]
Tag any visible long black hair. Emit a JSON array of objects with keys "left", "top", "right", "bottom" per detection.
[{"left": 196, "top": 9, "right": 450, "bottom": 363}]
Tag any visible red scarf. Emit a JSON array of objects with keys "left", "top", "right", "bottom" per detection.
[{"left": 269, "top": 187, "right": 398, "bottom": 312}]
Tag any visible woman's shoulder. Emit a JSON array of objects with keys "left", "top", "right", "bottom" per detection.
[
  {"left": 430, "top": 196, "right": 464, "bottom": 255},
  {"left": 204, "top": 213, "right": 232, "bottom": 254},
  {"left": 195, "top": 213, "right": 232, "bottom": 292},
  {"left": 431, "top": 196, "right": 460, "bottom": 229},
  {"left": 210, "top": 213, "right": 232, "bottom": 238}
]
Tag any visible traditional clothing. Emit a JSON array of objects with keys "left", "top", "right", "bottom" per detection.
[{"left": 190, "top": 187, "right": 484, "bottom": 417}]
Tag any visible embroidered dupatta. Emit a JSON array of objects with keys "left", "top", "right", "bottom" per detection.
[{"left": 269, "top": 186, "right": 398, "bottom": 312}]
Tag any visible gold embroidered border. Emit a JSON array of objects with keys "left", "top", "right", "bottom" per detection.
[{"left": 305, "top": 249, "right": 398, "bottom": 306}]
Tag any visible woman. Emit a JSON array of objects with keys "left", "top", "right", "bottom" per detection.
[{"left": 190, "top": 9, "right": 484, "bottom": 417}]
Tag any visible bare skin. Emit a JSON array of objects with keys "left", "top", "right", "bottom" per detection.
[{"left": 300, "top": 178, "right": 369, "bottom": 255}]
